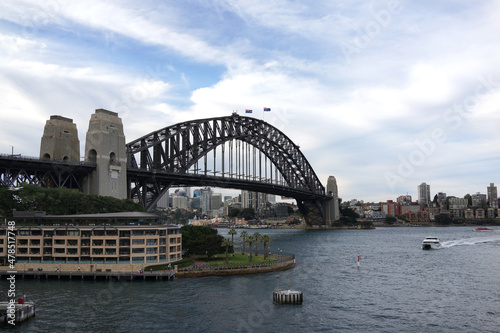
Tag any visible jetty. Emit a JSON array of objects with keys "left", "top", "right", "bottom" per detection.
[
  {"left": 0, "top": 299, "right": 36, "bottom": 324},
  {"left": 0, "top": 270, "right": 175, "bottom": 282}
]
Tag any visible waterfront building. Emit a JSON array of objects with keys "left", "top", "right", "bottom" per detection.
[
  {"left": 448, "top": 197, "right": 468, "bottom": 209},
  {"left": 487, "top": 183, "right": 498, "bottom": 208},
  {"left": 475, "top": 208, "right": 485, "bottom": 219},
  {"left": 418, "top": 182, "right": 431, "bottom": 206},
  {"left": 403, "top": 210, "right": 429, "bottom": 222},
  {"left": 471, "top": 192, "right": 487, "bottom": 207},
  {"left": 0, "top": 223, "right": 181, "bottom": 272},
  {"left": 380, "top": 200, "right": 401, "bottom": 217}
]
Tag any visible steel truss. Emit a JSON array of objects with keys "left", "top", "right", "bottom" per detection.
[
  {"left": 126, "top": 114, "right": 332, "bottom": 225},
  {"left": 0, "top": 154, "right": 95, "bottom": 191}
]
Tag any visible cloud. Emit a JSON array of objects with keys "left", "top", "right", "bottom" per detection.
[{"left": 1, "top": 0, "right": 500, "bottom": 203}]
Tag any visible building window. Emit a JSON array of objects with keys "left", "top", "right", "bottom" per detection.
[
  {"left": 132, "top": 248, "right": 144, "bottom": 253},
  {"left": 132, "top": 239, "right": 144, "bottom": 245},
  {"left": 146, "top": 239, "right": 157, "bottom": 245}
]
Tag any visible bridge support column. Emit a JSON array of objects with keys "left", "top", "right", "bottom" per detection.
[
  {"left": 83, "top": 109, "right": 127, "bottom": 199},
  {"left": 40, "top": 116, "right": 80, "bottom": 162},
  {"left": 325, "top": 176, "right": 340, "bottom": 225}
]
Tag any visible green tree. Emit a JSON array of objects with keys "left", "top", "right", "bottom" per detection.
[
  {"left": 228, "top": 208, "right": 240, "bottom": 218},
  {"left": 239, "top": 230, "right": 248, "bottom": 254},
  {"left": 228, "top": 227, "right": 237, "bottom": 244},
  {"left": 239, "top": 208, "right": 256, "bottom": 220},
  {"left": 222, "top": 238, "right": 233, "bottom": 264},
  {"left": 435, "top": 214, "right": 453, "bottom": 225},
  {"left": 186, "top": 234, "right": 224, "bottom": 257},
  {"left": 181, "top": 225, "right": 218, "bottom": 251},
  {"left": 385, "top": 216, "right": 397, "bottom": 224},
  {"left": 260, "top": 234, "right": 271, "bottom": 260},
  {"left": 253, "top": 231, "right": 261, "bottom": 256},
  {"left": 246, "top": 234, "right": 255, "bottom": 263}
]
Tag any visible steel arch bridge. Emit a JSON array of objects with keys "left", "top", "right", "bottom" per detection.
[{"left": 126, "top": 113, "right": 332, "bottom": 225}]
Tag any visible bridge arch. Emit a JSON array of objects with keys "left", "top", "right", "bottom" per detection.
[{"left": 126, "top": 113, "right": 331, "bottom": 225}]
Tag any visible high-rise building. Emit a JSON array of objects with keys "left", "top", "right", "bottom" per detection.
[
  {"left": 397, "top": 195, "right": 412, "bottom": 205},
  {"left": 487, "top": 183, "right": 498, "bottom": 208},
  {"left": 437, "top": 192, "right": 447, "bottom": 209},
  {"left": 200, "top": 187, "right": 212, "bottom": 214},
  {"left": 471, "top": 192, "right": 487, "bottom": 207},
  {"left": 211, "top": 193, "right": 222, "bottom": 210},
  {"left": 417, "top": 183, "right": 431, "bottom": 206}
]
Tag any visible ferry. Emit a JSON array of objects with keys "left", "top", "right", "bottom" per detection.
[{"left": 422, "top": 237, "right": 441, "bottom": 250}]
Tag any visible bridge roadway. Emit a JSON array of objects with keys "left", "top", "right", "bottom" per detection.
[{"left": 127, "top": 167, "right": 330, "bottom": 202}]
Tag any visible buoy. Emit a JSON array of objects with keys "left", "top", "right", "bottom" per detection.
[{"left": 357, "top": 254, "right": 361, "bottom": 268}]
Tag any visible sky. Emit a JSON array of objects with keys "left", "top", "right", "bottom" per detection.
[{"left": 1, "top": 0, "right": 500, "bottom": 203}]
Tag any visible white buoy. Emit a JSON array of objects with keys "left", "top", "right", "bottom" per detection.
[{"left": 357, "top": 254, "right": 361, "bottom": 268}]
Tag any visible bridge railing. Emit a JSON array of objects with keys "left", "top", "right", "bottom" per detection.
[{"left": 0, "top": 153, "right": 95, "bottom": 167}]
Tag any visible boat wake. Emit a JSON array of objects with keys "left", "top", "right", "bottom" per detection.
[{"left": 441, "top": 236, "right": 500, "bottom": 248}]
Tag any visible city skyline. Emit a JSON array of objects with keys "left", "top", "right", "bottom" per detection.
[{"left": 1, "top": 1, "right": 500, "bottom": 202}]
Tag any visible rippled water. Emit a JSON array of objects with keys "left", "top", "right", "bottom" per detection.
[{"left": 3, "top": 227, "right": 500, "bottom": 332}]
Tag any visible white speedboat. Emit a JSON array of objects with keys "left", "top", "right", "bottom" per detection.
[{"left": 422, "top": 237, "right": 441, "bottom": 250}]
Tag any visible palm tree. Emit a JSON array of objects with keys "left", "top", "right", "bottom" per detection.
[
  {"left": 246, "top": 234, "right": 255, "bottom": 263},
  {"left": 228, "top": 227, "right": 237, "bottom": 245},
  {"left": 222, "top": 238, "right": 233, "bottom": 264},
  {"left": 253, "top": 231, "right": 261, "bottom": 256},
  {"left": 260, "top": 234, "right": 271, "bottom": 260},
  {"left": 240, "top": 230, "right": 248, "bottom": 254}
]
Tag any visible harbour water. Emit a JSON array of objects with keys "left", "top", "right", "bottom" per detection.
[{"left": 2, "top": 227, "right": 500, "bottom": 332}]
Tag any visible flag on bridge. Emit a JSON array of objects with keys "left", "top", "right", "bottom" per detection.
[
  {"left": 245, "top": 109, "right": 253, "bottom": 113},
  {"left": 263, "top": 107, "right": 271, "bottom": 111}
]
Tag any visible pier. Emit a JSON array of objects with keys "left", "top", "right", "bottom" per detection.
[
  {"left": 0, "top": 300, "right": 36, "bottom": 324},
  {"left": 0, "top": 270, "right": 175, "bottom": 282}
]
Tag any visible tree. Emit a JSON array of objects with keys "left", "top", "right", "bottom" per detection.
[
  {"left": 435, "top": 214, "right": 453, "bottom": 225},
  {"left": 385, "top": 216, "right": 397, "bottom": 224},
  {"left": 260, "top": 234, "right": 271, "bottom": 260},
  {"left": 253, "top": 232, "right": 261, "bottom": 256},
  {"left": 246, "top": 235, "right": 255, "bottom": 263},
  {"left": 186, "top": 234, "right": 224, "bottom": 257},
  {"left": 181, "top": 225, "right": 218, "bottom": 251},
  {"left": 228, "top": 208, "right": 240, "bottom": 218},
  {"left": 228, "top": 227, "right": 237, "bottom": 244},
  {"left": 239, "top": 230, "right": 248, "bottom": 254},
  {"left": 239, "top": 208, "right": 256, "bottom": 220},
  {"left": 222, "top": 238, "right": 233, "bottom": 264}
]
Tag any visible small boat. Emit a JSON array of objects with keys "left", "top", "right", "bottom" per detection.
[
  {"left": 422, "top": 237, "right": 441, "bottom": 250},
  {"left": 473, "top": 227, "right": 494, "bottom": 231}
]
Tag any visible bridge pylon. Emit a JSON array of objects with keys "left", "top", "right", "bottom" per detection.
[
  {"left": 40, "top": 115, "right": 80, "bottom": 162},
  {"left": 325, "top": 176, "right": 340, "bottom": 225},
  {"left": 82, "top": 109, "right": 127, "bottom": 199}
]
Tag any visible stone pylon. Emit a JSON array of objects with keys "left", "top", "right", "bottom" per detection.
[
  {"left": 325, "top": 176, "right": 340, "bottom": 224},
  {"left": 82, "top": 109, "right": 126, "bottom": 199},
  {"left": 40, "top": 116, "right": 80, "bottom": 162}
]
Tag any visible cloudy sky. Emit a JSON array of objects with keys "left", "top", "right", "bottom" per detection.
[{"left": 1, "top": 0, "right": 500, "bottom": 203}]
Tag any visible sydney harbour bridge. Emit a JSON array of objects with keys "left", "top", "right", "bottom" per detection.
[{"left": 0, "top": 109, "right": 339, "bottom": 226}]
